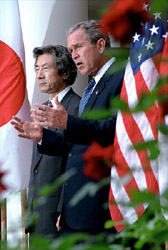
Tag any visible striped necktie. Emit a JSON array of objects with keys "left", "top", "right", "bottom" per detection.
[{"left": 78, "top": 77, "right": 96, "bottom": 116}]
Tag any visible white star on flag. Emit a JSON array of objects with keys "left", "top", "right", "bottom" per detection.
[
  {"left": 142, "top": 37, "right": 145, "bottom": 46},
  {"left": 138, "top": 53, "right": 142, "bottom": 62},
  {"left": 162, "top": 32, "right": 168, "bottom": 39},
  {"left": 143, "top": 3, "right": 149, "bottom": 11},
  {"left": 133, "top": 33, "right": 140, "bottom": 42},
  {"left": 149, "top": 24, "right": 159, "bottom": 35},
  {"left": 145, "top": 40, "right": 154, "bottom": 50},
  {"left": 153, "top": 12, "right": 162, "bottom": 20}
]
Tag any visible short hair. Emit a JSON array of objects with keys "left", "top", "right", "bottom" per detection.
[
  {"left": 33, "top": 45, "right": 77, "bottom": 85},
  {"left": 67, "top": 20, "right": 110, "bottom": 48}
]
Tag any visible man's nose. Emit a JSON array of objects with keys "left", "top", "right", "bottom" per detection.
[
  {"left": 72, "top": 51, "right": 79, "bottom": 61},
  {"left": 37, "top": 68, "right": 44, "bottom": 79}
]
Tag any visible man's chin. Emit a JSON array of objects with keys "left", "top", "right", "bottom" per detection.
[
  {"left": 39, "top": 88, "right": 49, "bottom": 93},
  {"left": 79, "top": 69, "right": 89, "bottom": 75}
]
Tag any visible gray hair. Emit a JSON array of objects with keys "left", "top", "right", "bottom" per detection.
[
  {"left": 67, "top": 20, "right": 111, "bottom": 48},
  {"left": 33, "top": 45, "right": 77, "bottom": 85}
]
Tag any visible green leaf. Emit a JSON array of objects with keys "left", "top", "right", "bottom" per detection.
[
  {"left": 150, "top": 0, "right": 168, "bottom": 15},
  {"left": 70, "top": 177, "right": 110, "bottom": 207},
  {"left": 29, "top": 235, "right": 51, "bottom": 249},
  {"left": 104, "top": 220, "right": 115, "bottom": 229},
  {"left": 157, "top": 124, "right": 168, "bottom": 136},
  {"left": 131, "top": 92, "right": 157, "bottom": 113},
  {"left": 132, "top": 140, "right": 160, "bottom": 160},
  {"left": 111, "top": 97, "right": 129, "bottom": 112},
  {"left": 69, "top": 182, "right": 99, "bottom": 207},
  {"left": 130, "top": 190, "right": 159, "bottom": 206},
  {"left": 39, "top": 168, "right": 76, "bottom": 196},
  {"left": 51, "top": 233, "right": 87, "bottom": 250},
  {"left": 105, "top": 47, "right": 130, "bottom": 60},
  {"left": 82, "top": 109, "right": 111, "bottom": 120}
]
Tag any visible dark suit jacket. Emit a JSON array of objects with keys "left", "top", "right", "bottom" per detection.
[
  {"left": 26, "top": 88, "right": 80, "bottom": 237},
  {"left": 39, "top": 65, "right": 124, "bottom": 231}
]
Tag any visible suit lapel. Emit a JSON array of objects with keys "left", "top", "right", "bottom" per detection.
[
  {"left": 33, "top": 89, "right": 74, "bottom": 169},
  {"left": 60, "top": 88, "right": 74, "bottom": 110},
  {"left": 32, "top": 142, "right": 43, "bottom": 169},
  {"left": 32, "top": 100, "right": 56, "bottom": 169},
  {"left": 84, "top": 66, "right": 113, "bottom": 111}
]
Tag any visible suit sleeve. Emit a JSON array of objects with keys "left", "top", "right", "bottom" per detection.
[
  {"left": 65, "top": 115, "right": 116, "bottom": 146},
  {"left": 38, "top": 91, "right": 80, "bottom": 156},
  {"left": 38, "top": 128, "right": 69, "bottom": 156}
]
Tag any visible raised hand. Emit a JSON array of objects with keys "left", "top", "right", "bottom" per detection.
[
  {"left": 31, "top": 96, "right": 68, "bottom": 129},
  {"left": 11, "top": 116, "right": 43, "bottom": 142}
]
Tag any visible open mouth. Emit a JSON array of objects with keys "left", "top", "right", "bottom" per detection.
[{"left": 76, "top": 62, "right": 83, "bottom": 68}]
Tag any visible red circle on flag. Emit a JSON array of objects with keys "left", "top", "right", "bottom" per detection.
[{"left": 0, "top": 41, "right": 25, "bottom": 127}]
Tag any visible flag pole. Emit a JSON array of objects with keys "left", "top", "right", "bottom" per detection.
[
  {"left": 21, "top": 189, "right": 28, "bottom": 250},
  {"left": 1, "top": 198, "right": 7, "bottom": 241}
]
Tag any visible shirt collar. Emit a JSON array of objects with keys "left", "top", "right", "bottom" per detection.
[
  {"left": 94, "top": 57, "right": 115, "bottom": 84},
  {"left": 50, "top": 86, "right": 71, "bottom": 108}
]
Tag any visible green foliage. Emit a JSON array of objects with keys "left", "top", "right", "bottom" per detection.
[
  {"left": 82, "top": 108, "right": 112, "bottom": 120},
  {"left": 70, "top": 177, "right": 110, "bottom": 207},
  {"left": 132, "top": 140, "right": 160, "bottom": 160},
  {"left": 29, "top": 235, "right": 52, "bottom": 250},
  {"left": 39, "top": 169, "right": 76, "bottom": 197},
  {"left": 105, "top": 48, "right": 130, "bottom": 73},
  {"left": 150, "top": 0, "right": 168, "bottom": 16},
  {"left": 158, "top": 124, "right": 168, "bottom": 136}
]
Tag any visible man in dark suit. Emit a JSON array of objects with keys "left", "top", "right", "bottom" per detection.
[
  {"left": 25, "top": 45, "right": 80, "bottom": 238},
  {"left": 11, "top": 21, "right": 124, "bottom": 235}
]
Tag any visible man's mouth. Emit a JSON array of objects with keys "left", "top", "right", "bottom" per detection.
[
  {"left": 39, "top": 82, "right": 47, "bottom": 88},
  {"left": 76, "top": 62, "right": 83, "bottom": 68},
  {"left": 39, "top": 81, "right": 47, "bottom": 85}
]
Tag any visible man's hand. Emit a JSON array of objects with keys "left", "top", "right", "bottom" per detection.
[
  {"left": 10, "top": 116, "right": 43, "bottom": 142},
  {"left": 56, "top": 214, "right": 62, "bottom": 231},
  {"left": 31, "top": 96, "right": 68, "bottom": 129}
]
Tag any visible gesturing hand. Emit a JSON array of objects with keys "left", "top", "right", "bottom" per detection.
[
  {"left": 10, "top": 116, "right": 43, "bottom": 142},
  {"left": 31, "top": 96, "right": 68, "bottom": 129}
]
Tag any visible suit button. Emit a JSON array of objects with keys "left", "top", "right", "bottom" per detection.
[
  {"left": 68, "top": 153, "right": 72, "bottom": 157},
  {"left": 34, "top": 169, "right": 38, "bottom": 174}
]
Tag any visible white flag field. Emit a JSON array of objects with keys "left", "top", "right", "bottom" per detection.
[{"left": 0, "top": 0, "right": 32, "bottom": 197}]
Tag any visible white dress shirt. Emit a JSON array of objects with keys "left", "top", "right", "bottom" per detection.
[
  {"left": 50, "top": 86, "right": 71, "bottom": 108},
  {"left": 92, "top": 57, "right": 116, "bottom": 92}
]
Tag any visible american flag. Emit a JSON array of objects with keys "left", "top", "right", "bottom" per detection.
[{"left": 109, "top": 16, "right": 168, "bottom": 232}]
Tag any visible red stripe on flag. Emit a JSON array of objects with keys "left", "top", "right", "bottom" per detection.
[
  {"left": 135, "top": 70, "right": 159, "bottom": 139},
  {"left": 0, "top": 41, "right": 25, "bottom": 127},
  {"left": 121, "top": 82, "right": 159, "bottom": 194},
  {"left": 110, "top": 129, "right": 146, "bottom": 227},
  {"left": 113, "top": 133, "right": 146, "bottom": 212},
  {"left": 159, "top": 37, "right": 168, "bottom": 116},
  {"left": 109, "top": 186, "right": 126, "bottom": 232}
]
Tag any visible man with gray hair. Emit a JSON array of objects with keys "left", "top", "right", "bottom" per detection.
[
  {"left": 25, "top": 45, "right": 80, "bottom": 238},
  {"left": 12, "top": 20, "right": 124, "bottom": 236}
]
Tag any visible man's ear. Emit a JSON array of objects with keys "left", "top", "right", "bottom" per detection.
[
  {"left": 97, "top": 38, "right": 106, "bottom": 54},
  {"left": 62, "top": 74, "right": 69, "bottom": 80}
]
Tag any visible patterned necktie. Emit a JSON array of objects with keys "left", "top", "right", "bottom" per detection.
[
  {"left": 78, "top": 77, "right": 96, "bottom": 116},
  {"left": 48, "top": 100, "right": 53, "bottom": 107}
]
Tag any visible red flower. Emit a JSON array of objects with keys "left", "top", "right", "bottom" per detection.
[
  {"left": 83, "top": 141, "right": 114, "bottom": 181},
  {"left": 100, "top": 0, "right": 150, "bottom": 45},
  {"left": 0, "top": 171, "right": 7, "bottom": 193}
]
